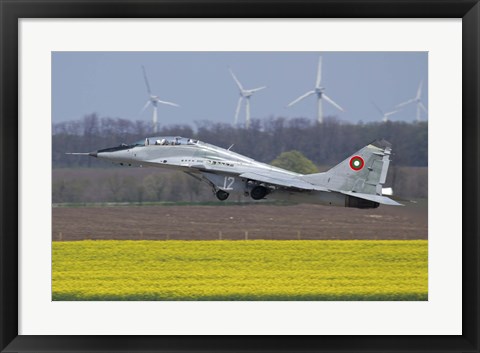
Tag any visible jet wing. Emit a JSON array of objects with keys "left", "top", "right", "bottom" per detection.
[
  {"left": 239, "top": 172, "right": 329, "bottom": 192},
  {"left": 339, "top": 191, "right": 403, "bottom": 206}
]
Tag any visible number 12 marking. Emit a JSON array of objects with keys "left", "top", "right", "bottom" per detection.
[{"left": 223, "top": 176, "right": 235, "bottom": 190}]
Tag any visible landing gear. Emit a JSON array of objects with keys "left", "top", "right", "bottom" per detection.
[
  {"left": 216, "top": 189, "right": 229, "bottom": 201},
  {"left": 250, "top": 186, "right": 268, "bottom": 200}
]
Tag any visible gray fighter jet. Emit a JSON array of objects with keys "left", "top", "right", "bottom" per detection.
[{"left": 70, "top": 137, "right": 401, "bottom": 208}]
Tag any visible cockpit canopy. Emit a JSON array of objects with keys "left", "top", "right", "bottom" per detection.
[
  {"left": 98, "top": 136, "right": 200, "bottom": 154},
  {"left": 132, "top": 136, "right": 199, "bottom": 147}
]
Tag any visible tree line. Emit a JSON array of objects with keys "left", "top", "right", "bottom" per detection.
[
  {"left": 53, "top": 114, "right": 428, "bottom": 168},
  {"left": 52, "top": 165, "right": 427, "bottom": 204}
]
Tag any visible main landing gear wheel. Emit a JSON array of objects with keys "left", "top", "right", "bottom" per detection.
[
  {"left": 216, "top": 190, "right": 229, "bottom": 201},
  {"left": 250, "top": 186, "right": 268, "bottom": 200}
]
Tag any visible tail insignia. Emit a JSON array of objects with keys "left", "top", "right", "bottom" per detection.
[{"left": 349, "top": 156, "right": 365, "bottom": 171}]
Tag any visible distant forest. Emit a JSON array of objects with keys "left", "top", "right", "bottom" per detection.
[{"left": 53, "top": 114, "right": 428, "bottom": 168}]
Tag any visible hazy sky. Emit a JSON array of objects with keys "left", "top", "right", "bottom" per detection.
[{"left": 52, "top": 52, "right": 428, "bottom": 126}]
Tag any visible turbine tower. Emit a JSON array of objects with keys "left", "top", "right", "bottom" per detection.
[
  {"left": 287, "top": 56, "right": 345, "bottom": 124},
  {"left": 371, "top": 101, "right": 399, "bottom": 123},
  {"left": 230, "top": 68, "right": 266, "bottom": 129},
  {"left": 140, "top": 65, "right": 179, "bottom": 134},
  {"left": 395, "top": 80, "right": 428, "bottom": 121}
]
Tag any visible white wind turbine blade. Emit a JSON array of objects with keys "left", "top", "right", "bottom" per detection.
[
  {"left": 395, "top": 98, "right": 416, "bottom": 109},
  {"left": 383, "top": 109, "right": 399, "bottom": 122},
  {"left": 418, "top": 101, "right": 428, "bottom": 113},
  {"left": 229, "top": 69, "right": 244, "bottom": 91},
  {"left": 287, "top": 90, "right": 316, "bottom": 107},
  {"left": 316, "top": 56, "right": 322, "bottom": 88},
  {"left": 248, "top": 86, "right": 266, "bottom": 93},
  {"left": 384, "top": 109, "right": 400, "bottom": 117},
  {"left": 141, "top": 65, "right": 152, "bottom": 95},
  {"left": 245, "top": 97, "right": 251, "bottom": 128},
  {"left": 140, "top": 100, "right": 151, "bottom": 115},
  {"left": 416, "top": 80, "right": 423, "bottom": 100},
  {"left": 156, "top": 99, "right": 180, "bottom": 107},
  {"left": 322, "top": 94, "right": 345, "bottom": 112},
  {"left": 234, "top": 97, "right": 243, "bottom": 125}
]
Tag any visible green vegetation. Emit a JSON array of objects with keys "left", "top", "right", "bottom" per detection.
[
  {"left": 52, "top": 200, "right": 292, "bottom": 208},
  {"left": 52, "top": 240, "right": 428, "bottom": 301},
  {"left": 52, "top": 165, "right": 428, "bottom": 204},
  {"left": 271, "top": 150, "right": 318, "bottom": 174}
]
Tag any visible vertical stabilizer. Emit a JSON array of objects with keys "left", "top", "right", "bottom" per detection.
[{"left": 302, "top": 140, "right": 393, "bottom": 195}]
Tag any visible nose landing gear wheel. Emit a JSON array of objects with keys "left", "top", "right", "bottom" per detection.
[
  {"left": 216, "top": 190, "right": 229, "bottom": 201},
  {"left": 250, "top": 186, "right": 267, "bottom": 200}
]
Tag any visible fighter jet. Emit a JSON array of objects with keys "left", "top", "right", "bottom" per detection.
[{"left": 69, "top": 137, "right": 401, "bottom": 208}]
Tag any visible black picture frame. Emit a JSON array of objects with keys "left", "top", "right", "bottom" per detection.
[{"left": 1, "top": 1, "right": 479, "bottom": 352}]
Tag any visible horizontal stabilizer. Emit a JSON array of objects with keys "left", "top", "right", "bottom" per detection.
[
  {"left": 340, "top": 191, "right": 403, "bottom": 206},
  {"left": 240, "top": 172, "right": 329, "bottom": 191}
]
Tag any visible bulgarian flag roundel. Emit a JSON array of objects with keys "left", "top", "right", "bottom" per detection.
[{"left": 349, "top": 156, "right": 365, "bottom": 171}]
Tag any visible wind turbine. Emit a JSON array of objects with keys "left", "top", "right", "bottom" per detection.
[
  {"left": 230, "top": 68, "right": 266, "bottom": 129},
  {"left": 371, "top": 101, "right": 399, "bottom": 123},
  {"left": 140, "top": 65, "right": 179, "bottom": 134},
  {"left": 395, "top": 80, "right": 428, "bottom": 121},
  {"left": 287, "top": 56, "right": 345, "bottom": 124}
]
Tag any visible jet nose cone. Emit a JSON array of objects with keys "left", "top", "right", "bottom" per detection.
[{"left": 89, "top": 151, "right": 98, "bottom": 158}]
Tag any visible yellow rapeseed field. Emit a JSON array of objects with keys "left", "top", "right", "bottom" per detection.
[{"left": 52, "top": 240, "right": 427, "bottom": 301}]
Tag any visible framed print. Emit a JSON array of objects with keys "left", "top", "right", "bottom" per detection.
[{"left": 1, "top": 0, "right": 479, "bottom": 352}]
